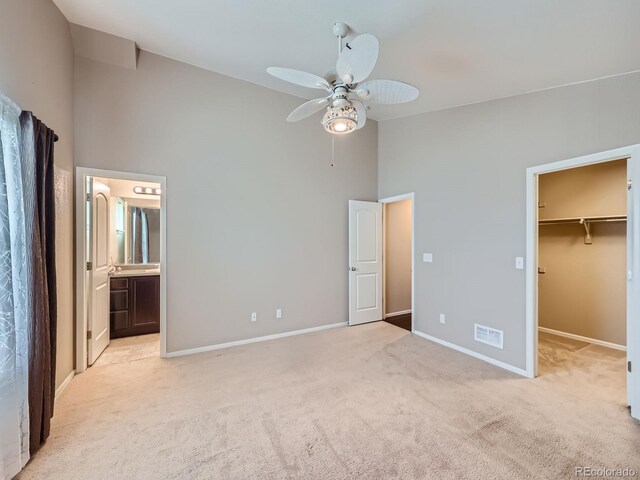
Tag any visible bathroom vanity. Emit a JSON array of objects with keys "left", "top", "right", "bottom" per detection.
[{"left": 110, "top": 270, "right": 160, "bottom": 339}]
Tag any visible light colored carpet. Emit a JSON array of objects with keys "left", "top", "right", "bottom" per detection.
[
  {"left": 17, "top": 323, "right": 640, "bottom": 479},
  {"left": 93, "top": 333, "right": 160, "bottom": 367}
]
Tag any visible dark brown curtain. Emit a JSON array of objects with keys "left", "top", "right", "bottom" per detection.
[{"left": 20, "top": 112, "right": 58, "bottom": 454}]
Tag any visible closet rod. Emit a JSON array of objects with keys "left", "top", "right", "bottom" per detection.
[
  {"left": 539, "top": 215, "right": 626, "bottom": 244},
  {"left": 538, "top": 215, "right": 626, "bottom": 226}
]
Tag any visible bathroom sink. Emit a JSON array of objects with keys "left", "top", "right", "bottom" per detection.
[{"left": 111, "top": 268, "right": 160, "bottom": 277}]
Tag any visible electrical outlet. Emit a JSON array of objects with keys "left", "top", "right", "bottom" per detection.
[
  {"left": 251, "top": 312, "right": 257, "bottom": 322},
  {"left": 439, "top": 313, "right": 445, "bottom": 324},
  {"left": 515, "top": 257, "right": 524, "bottom": 270},
  {"left": 276, "top": 308, "right": 282, "bottom": 319}
]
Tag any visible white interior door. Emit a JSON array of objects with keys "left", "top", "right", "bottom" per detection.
[
  {"left": 349, "top": 200, "right": 383, "bottom": 326},
  {"left": 87, "top": 179, "right": 111, "bottom": 365},
  {"left": 627, "top": 155, "right": 640, "bottom": 419}
]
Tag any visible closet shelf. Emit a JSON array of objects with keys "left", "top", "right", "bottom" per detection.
[{"left": 538, "top": 215, "right": 626, "bottom": 244}]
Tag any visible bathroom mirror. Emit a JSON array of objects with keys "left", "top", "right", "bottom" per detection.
[
  {"left": 127, "top": 205, "right": 160, "bottom": 264},
  {"left": 113, "top": 197, "right": 160, "bottom": 265}
]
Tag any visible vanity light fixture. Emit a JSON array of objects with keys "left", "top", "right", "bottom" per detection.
[{"left": 133, "top": 186, "right": 161, "bottom": 196}]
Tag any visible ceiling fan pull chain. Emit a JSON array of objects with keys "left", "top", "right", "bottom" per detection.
[{"left": 331, "top": 135, "right": 335, "bottom": 167}]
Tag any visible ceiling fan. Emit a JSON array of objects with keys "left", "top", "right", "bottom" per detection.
[{"left": 267, "top": 22, "right": 419, "bottom": 135}]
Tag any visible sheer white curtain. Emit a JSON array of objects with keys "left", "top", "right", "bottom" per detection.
[{"left": 0, "top": 94, "right": 30, "bottom": 479}]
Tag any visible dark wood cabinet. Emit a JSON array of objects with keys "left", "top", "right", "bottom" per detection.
[{"left": 110, "top": 275, "right": 160, "bottom": 338}]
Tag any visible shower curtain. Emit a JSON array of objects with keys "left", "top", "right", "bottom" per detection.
[
  {"left": 132, "top": 207, "right": 149, "bottom": 263},
  {"left": 0, "top": 95, "right": 30, "bottom": 479}
]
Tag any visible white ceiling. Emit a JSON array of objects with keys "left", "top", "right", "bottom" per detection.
[{"left": 53, "top": 0, "right": 640, "bottom": 121}]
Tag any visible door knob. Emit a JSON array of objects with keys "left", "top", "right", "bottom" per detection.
[{"left": 350, "top": 267, "right": 357, "bottom": 271}]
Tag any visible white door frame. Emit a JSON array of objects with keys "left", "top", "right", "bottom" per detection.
[
  {"left": 525, "top": 145, "right": 640, "bottom": 380},
  {"left": 379, "top": 193, "right": 415, "bottom": 333},
  {"left": 75, "top": 167, "right": 168, "bottom": 373}
]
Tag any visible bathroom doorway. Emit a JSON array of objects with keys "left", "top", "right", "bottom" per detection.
[{"left": 75, "top": 167, "right": 167, "bottom": 373}]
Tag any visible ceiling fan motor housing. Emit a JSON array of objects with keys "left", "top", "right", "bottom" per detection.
[
  {"left": 332, "top": 22, "right": 349, "bottom": 38},
  {"left": 332, "top": 85, "right": 350, "bottom": 108}
]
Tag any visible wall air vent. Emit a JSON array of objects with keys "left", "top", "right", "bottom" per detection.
[{"left": 474, "top": 324, "right": 504, "bottom": 349}]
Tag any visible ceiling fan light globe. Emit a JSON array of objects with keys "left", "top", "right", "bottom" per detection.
[
  {"left": 342, "top": 73, "right": 354, "bottom": 84},
  {"left": 322, "top": 105, "right": 358, "bottom": 135},
  {"left": 357, "top": 88, "right": 370, "bottom": 98}
]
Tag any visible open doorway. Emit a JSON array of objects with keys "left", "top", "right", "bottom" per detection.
[
  {"left": 348, "top": 193, "right": 414, "bottom": 332},
  {"left": 75, "top": 167, "right": 167, "bottom": 373},
  {"left": 382, "top": 196, "right": 413, "bottom": 331},
  {"left": 526, "top": 144, "right": 640, "bottom": 420},
  {"left": 537, "top": 160, "right": 626, "bottom": 396}
]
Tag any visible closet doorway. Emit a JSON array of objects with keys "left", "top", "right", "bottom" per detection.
[
  {"left": 347, "top": 193, "right": 414, "bottom": 331},
  {"left": 382, "top": 195, "right": 413, "bottom": 331},
  {"left": 525, "top": 144, "right": 640, "bottom": 420}
]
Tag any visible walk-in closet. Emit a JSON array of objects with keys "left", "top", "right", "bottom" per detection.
[{"left": 537, "top": 159, "right": 627, "bottom": 387}]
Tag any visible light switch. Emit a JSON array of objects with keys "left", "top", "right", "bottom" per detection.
[
  {"left": 515, "top": 257, "right": 524, "bottom": 270},
  {"left": 423, "top": 253, "right": 433, "bottom": 263}
]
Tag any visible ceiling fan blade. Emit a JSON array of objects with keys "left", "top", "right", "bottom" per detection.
[
  {"left": 287, "top": 97, "right": 330, "bottom": 122},
  {"left": 336, "top": 34, "right": 379, "bottom": 84},
  {"left": 267, "top": 67, "right": 331, "bottom": 91},
  {"left": 351, "top": 100, "right": 367, "bottom": 129},
  {"left": 357, "top": 79, "right": 419, "bottom": 104}
]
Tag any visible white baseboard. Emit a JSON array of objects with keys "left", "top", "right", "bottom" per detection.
[
  {"left": 538, "top": 326, "right": 626, "bottom": 351},
  {"left": 384, "top": 310, "right": 412, "bottom": 318},
  {"left": 55, "top": 371, "right": 75, "bottom": 401},
  {"left": 166, "top": 322, "right": 348, "bottom": 358},
  {"left": 413, "top": 330, "right": 529, "bottom": 377}
]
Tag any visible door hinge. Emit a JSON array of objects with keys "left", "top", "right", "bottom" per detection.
[
  {"left": 86, "top": 261, "right": 93, "bottom": 271},
  {"left": 629, "top": 361, "right": 632, "bottom": 373},
  {"left": 86, "top": 193, "right": 91, "bottom": 201},
  {"left": 87, "top": 330, "right": 92, "bottom": 340},
  {"left": 628, "top": 180, "right": 633, "bottom": 191}
]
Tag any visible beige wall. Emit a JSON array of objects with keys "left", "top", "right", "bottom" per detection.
[
  {"left": 384, "top": 199, "right": 412, "bottom": 315},
  {"left": 69, "top": 23, "right": 138, "bottom": 69},
  {"left": 0, "top": 0, "right": 75, "bottom": 389},
  {"left": 539, "top": 160, "right": 627, "bottom": 220},
  {"left": 539, "top": 223, "right": 626, "bottom": 345},
  {"left": 379, "top": 71, "right": 640, "bottom": 370},
  {"left": 538, "top": 160, "right": 626, "bottom": 346},
  {"left": 74, "top": 51, "right": 378, "bottom": 353}
]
